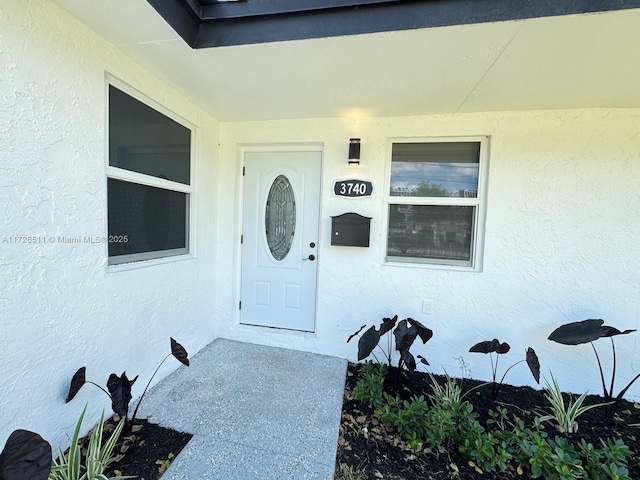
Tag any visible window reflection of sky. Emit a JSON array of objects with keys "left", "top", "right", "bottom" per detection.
[{"left": 390, "top": 162, "right": 479, "bottom": 197}]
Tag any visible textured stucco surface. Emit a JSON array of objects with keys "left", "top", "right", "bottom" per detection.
[
  {"left": 2, "top": 0, "right": 640, "bottom": 458},
  {"left": 219, "top": 110, "right": 640, "bottom": 402},
  {"left": 0, "top": 0, "right": 219, "bottom": 451}
]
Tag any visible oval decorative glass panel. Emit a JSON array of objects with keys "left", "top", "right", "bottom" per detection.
[{"left": 265, "top": 175, "right": 296, "bottom": 261}]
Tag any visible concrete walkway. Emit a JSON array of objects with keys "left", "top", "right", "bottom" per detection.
[{"left": 137, "top": 338, "right": 348, "bottom": 479}]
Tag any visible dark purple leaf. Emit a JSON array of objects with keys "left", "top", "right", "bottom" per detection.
[
  {"left": 394, "top": 320, "right": 419, "bottom": 353},
  {"left": 357, "top": 326, "right": 380, "bottom": 361},
  {"left": 497, "top": 342, "right": 511, "bottom": 354},
  {"left": 601, "top": 327, "right": 637, "bottom": 338},
  {"left": 107, "top": 372, "right": 138, "bottom": 418},
  {"left": 170, "top": 338, "right": 190, "bottom": 367},
  {"left": 65, "top": 367, "right": 86, "bottom": 403},
  {"left": 347, "top": 324, "right": 367, "bottom": 343},
  {"left": 378, "top": 315, "right": 398, "bottom": 336},
  {"left": 407, "top": 318, "right": 433, "bottom": 344},
  {"left": 0, "top": 430, "right": 51, "bottom": 480},
  {"left": 417, "top": 355, "right": 430, "bottom": 366},
  {"left": 393, "top": 320, "right": 407, "bottom": 350},
  {"left": 400, "top": 350, "right": 417, "bottom": 372},
  {"left": 469, "top": 339, "right": 501, "bottom": 353},
  {"left": 548, "top": 319, "right": 611, "bottom": 345},
  {"left": 526, "top": 347, "right": 540, "bottom": 384}
]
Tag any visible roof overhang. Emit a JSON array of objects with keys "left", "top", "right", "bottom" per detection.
[
  {"left": 50, "top": 0, "right": 640, "bottom": 121},
  {"left": 147, "top": 0, "right": 640, "bottom": 48}
]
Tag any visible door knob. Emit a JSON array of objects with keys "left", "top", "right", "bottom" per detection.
[{"left": 303, "top": 254, "right": 316, "bottom": 261}]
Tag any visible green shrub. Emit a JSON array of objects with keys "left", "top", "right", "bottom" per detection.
[
  {"left": 579, "top": 438, "right": 632, "bottom": 480},
  {"left": 374, "top": 374, "right": 481, "bottom": 452},
  {"left": 352, "top": 361, "right": 387, "bottom": 408},
  {"left": 375, "top": 393, "right": 429, "bottom": 448},
  {"left": 351, "top": 361, "right": 633, "bottom": 479},
  {"left": 459, "top": 409, "right": 515, "bottom": 473}
]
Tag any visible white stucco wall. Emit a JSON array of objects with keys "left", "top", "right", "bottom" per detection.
[
  {"left": 1, "top": 1, "right": 220, "bottom": 450},
  {"left": 3, "top": 0, "right": 640, "bottom": 458},
  {"left": 218, "top": 110, "right": 640, "bottom": 402}
]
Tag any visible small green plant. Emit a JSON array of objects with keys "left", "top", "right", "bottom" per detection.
[
  {"left": 518, "top": 423, "right": 554, "bottom": 478},
  {"left": 415, "top": 374, "right": 489, "bottom": 453},
  {"left": 428, "top": 372, "right": 464, "bottom": 405},
  {"left": 547, "top": 436, "right": 583, "bottom": 480},
  {"left": 514, "top": 417, "right": 632, "bottom": 479},
  {"left": 459, "top": 408, "right": 523, "bottom": 474},
  {"left": 548, "top": 318, "right": 639, "bottom": 413},
  {"left": 579, "top": 438, "right": 632, "bottom": 480},
  {"left": 352, "top": 361, "right": 387, "bottom": 408},
  {"left": 336, "top": 463, "right": 366, "bottom": 480},
  {"left": 66, "top": 338, "right": 190, "bottom": 432},
  {"left": 468, "top": 339, "right": 540, "bottom": 400},
  {"left": 49, "top": 405, "right": 134, "bottom": 480},
  {"left": 156, "top": 452, "right": 175, "bottom": 474},
  {"left": 538, "top": 374, "right": 609, "bottom": 433},
  {"left": 372, "top": 376, "right": 471, "bottom": 451},
  {"left": 459, "top": 427, "right": 513, "bottom": 474},
  {"left": 375, "top": 393, "right": 430, "bottom": 444},
  {"left": 396, "top": 374, "right": 481, "bottom": 451}
]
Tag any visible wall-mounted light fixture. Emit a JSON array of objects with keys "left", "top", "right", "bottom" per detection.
[{"left": 348, "top": 138, "right": 361, "bottom": 166}]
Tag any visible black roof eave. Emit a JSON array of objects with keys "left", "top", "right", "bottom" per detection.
[{"left": 146, "top": 0, "right": 640, "bottom": 48}]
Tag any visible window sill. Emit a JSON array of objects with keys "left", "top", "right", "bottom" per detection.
[
  {"left": 383, "top": 258, "right": 481, "bottom": 273},
  {"left": 107, "top": 253, "right": 195, "bottom": 273}
]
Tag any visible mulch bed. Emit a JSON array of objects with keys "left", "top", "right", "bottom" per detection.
[
  {"left": 86, "top": 418, "right": 192, "bottom": 480},
  {"left": 335, "top": 362, "right": 640, "bottom": 480},
  {"left": 75, "top": 362, "right": 639, "bottom": 480}
]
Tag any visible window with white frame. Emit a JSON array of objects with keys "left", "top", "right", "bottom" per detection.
[
  {"left": 386, "top": 139, "right": 487, "bottom": 268},
  {"left": 107, "top": 84, "right": 192, "bottom": 265}
]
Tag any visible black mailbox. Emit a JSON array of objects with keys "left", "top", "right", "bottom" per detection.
[{"left": 331, "top": 213, "right": 371, "bottom": 247}]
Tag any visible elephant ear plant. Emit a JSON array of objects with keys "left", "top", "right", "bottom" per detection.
[
  {"left": 469, "top": 339, "right": 540, "bottom": 400},
  {"left": 548, "top": 318, "right": 638, "bottom": 413},
  {"left": 348, "top": 315, "right": 433, "bottom": 383},
  {"left": 0, "top": 429, "right": 52, "bottom": 480},
  {"left": 66, "top": 338, "right": 190, "bottom": 433}
]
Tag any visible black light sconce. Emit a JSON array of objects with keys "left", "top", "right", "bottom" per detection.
[{"left": 348, "top": 138, "right": 361, "bottom": 166}]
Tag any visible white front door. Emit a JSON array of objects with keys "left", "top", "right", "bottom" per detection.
[{"left": 240, "top": 150, "right": 321, "bottom": 332}]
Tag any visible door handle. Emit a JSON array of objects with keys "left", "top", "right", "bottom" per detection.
[{"left": 303, "top": 254, "right": 316, "bottom": 261}]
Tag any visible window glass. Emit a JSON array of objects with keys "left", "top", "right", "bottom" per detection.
[
  {"left": 387, "top": 205, "right": 474, "bottom": 262},
  {"left": 390, "top": 142, "right": 479, "bottom": 198},
  {"left": 107, "top": 179, "right": 188, "bottom": 259},
  {"left": 265, "top": 175, "right": 296, "bottom": 261},
  {"left": 386, "top": 140, "right": 485, "bottom": 268},
  {"left": 109, "top": 85, "right": 191, "bottom": 185},
  {"left": 107, "top": 84, "right": 192, "bottom": 266}
]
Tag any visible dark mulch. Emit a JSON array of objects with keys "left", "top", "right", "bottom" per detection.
[
  {"left": 84, "top": 418, "right": 192, "bottom": 480},
  {"left": 335, "top": 363, "right": 640, "bottom": 480}
]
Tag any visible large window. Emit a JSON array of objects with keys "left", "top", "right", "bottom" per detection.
[
  {"left": 107, "top": 84, "right": 192, "bottom": 265},
  {"left": 386, "top": 139, "right": 487, "bottom": 269}
]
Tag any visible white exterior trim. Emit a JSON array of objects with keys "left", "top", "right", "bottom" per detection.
[
  {"left": 382, "top": 135, "right": 490, "bottom": 272},
  {"left": 104, "top": 75, "right": 197, "bottom": 268}
]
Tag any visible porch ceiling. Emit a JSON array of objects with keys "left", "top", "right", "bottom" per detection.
[{"left": 52, "top": 0, "right": 640, "bottom": 122}]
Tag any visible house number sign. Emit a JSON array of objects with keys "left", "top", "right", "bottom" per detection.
[{"left": 333, "top": 179, "right": 373, "bottom": 198}]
